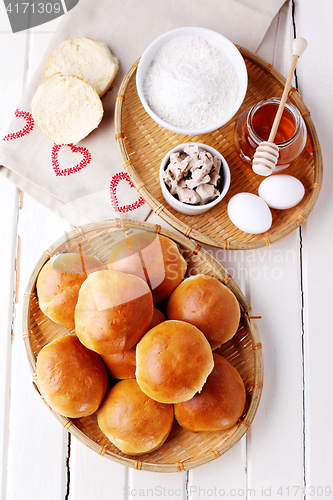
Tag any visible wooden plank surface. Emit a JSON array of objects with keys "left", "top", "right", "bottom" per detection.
[
  {"left": 243, "top": 3, "right": 305, "bottom": 497},
  {"left": 295, "top": 0, "right": 333, "bottom": 495},
  {"left": 0, "top": 1, "right": 331, "bottom": 499},
  {"left": 0, "top": 11, "right": 30, "bottom": 500}
]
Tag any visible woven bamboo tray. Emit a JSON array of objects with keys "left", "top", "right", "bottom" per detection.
[
  {"left": 115, "top": 47, "right": 323, "bottom": 249},
  {"left": 22, "top": 219, "right": 263, "bottom": 473}
]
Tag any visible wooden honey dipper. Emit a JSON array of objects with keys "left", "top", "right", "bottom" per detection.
[{"left": 252, "top": 37, "right": 308, "bottom": 176}]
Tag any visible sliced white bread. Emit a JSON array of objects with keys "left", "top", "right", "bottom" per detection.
[
  {"left": 44, "top": 38, "right": 119, "bottom": 97},
  {"left": 31, "top": 73, "right": 104, "bottom": 145}
]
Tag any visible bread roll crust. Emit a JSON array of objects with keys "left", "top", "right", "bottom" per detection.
[
  {"left": 75, "top": 269, "right": 154, "bottom": 355},
  {"left": 174, "top": 353, "right": 246, "bottom": 432},
  {"left": 107, "top": 231, "right": 187, "bottom": 303},
  {"left": 36, "top": 253, "right": 105, "bottom": 328},
  {"left": 36, "top": 334, "right": 108, "bottom": 418},
  {"left": 167, "top": 274, "right": 241, "bottom": 349},
  {"left": 97, "top": 379, "right": 174, "bottom": 456},
  {"left": 136, "top": 320, "right": 214, "bottom": 404},
  {"left": 101, "top": 348, "right": 136, "bottom": 380},
  {"left": 101, "top": 307, "right": 166, "bottom": 379},
  {"left": 149, "top": 307, "right": 167, "bottom": 329}
]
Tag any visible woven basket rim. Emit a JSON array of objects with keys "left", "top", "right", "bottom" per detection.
[
  {"left": 114, "top": 47, "right": 323, "bottom": 250},
  {"left": 22, "top": 218, "right": 263, "bottom": 472}
]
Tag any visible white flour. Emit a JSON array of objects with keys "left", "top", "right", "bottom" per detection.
[{"left": 143, "top": 35, "right": 239, "bottom": 130}]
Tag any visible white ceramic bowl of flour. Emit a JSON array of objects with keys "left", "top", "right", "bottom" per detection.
[
  {"left": 136, "top": 27, "right": 248, "bottom": 135},
  {"left": 159, "top": 143, "right": 231, "bottom": 216}
]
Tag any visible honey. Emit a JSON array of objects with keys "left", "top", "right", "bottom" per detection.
[{"left": 234, "top": 97, "right": 307, "bottom": 173}]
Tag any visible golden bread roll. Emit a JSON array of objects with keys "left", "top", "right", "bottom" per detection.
[
  {"left": 174, "top": 353, "right": 246, "bottom": 432},
  {"left": 36, "top": 252, "right": 105, "bottom": 328},
  {"left": 75, "top": 269, "right": 154, "bottom": 355},
  {"left": 167, "top": 274, "right": 240, "bottom": 349},
  {"left": 36, "top": 334, "right": 108, "bottom": 418},
  {"left": 149, "top": 307, "right": 167, "bottom": 329},
  {"left": 136, "top": 320, "right": 214, "bottom": 404},
  {"left": 100, "top": 308, "right": 165, "bottom": 379},
  {"left": 107, "top": 231, "right": 187, "bottom": 303},
  {"left": 101, "top": 348, "right": 136, "bottom": 380},
  {"left": 97, "top": 379, "right": 174, "bottom": 456}
]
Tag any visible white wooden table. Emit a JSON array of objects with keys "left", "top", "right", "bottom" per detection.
[{"left": 1, "top": 1, "right": 332, "bottom": 499}]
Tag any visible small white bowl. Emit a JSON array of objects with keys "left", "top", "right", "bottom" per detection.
[
  {"left": 136, "top": 26, "right": 248, "bottom": 135},
  {"left": 160, "top": 143, "right": 231, "bottom": 215}
]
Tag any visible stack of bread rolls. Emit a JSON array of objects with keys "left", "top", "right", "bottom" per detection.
[{"left": 35, "top": 230, "right": 246, "bottom": 457}]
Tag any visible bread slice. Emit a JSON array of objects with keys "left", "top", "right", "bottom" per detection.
[
  {"left": 31, "top": 73, "right": 104, "bottom": 145},
  {"left": 44, "top": 38, "right": 119, "bottom": 97}
]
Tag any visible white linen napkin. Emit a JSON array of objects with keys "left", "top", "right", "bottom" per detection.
[{"left": 0, "top": 0, "right": 287, "bottom": 226}]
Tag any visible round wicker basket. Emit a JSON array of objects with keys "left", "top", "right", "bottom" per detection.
[
  {"left": 114, "top": 47, "right": 323, "bottom": 249},
  {"left": 22, "top": 219, "right": 263, "bottom": 472}
]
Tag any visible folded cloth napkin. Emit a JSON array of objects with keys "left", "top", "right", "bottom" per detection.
[{"left": 0, "top": 0, "right": 287, "bottom": 226}]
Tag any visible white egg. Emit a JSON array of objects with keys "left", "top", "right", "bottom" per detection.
[
  {"left": 227, "top": 193, "right": 272, "bottom": 234},
  {"left": 258, "top": 174, "right": 305, "bottom": 210}
]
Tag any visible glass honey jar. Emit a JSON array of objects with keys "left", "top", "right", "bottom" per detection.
[{"left": 234, "top": 97, "right": 307, "bottom": 173}]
